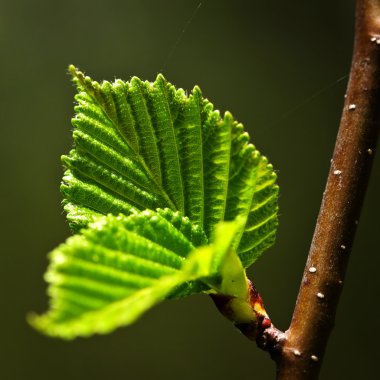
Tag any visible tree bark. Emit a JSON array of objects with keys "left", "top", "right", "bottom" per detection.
[{"left": 276, "top": 0, "right": 380, "bottom": 378}]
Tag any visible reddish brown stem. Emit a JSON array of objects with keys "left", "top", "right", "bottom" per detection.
[
  {"left": 275, "top": 1, "right": 380, "bottom": 378},
  {"left": 213, "top": 1, "right": 379, "bottom": 376}
]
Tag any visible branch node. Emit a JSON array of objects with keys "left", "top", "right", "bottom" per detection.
[{"left": 256, "top": 324, "right": 286, "bottom": 361}]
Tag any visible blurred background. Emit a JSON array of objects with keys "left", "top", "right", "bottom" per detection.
[{"left": 1, "top": 0, "right": 379, "bottom": 379}]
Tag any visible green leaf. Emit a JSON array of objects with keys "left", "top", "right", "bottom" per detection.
[
  {"left": 185, "top": 220, "right": 248, "bottom": 299},
  {"left": 32, "top": 67, "right": 280, "bottom": 339},
  {"left": 29, "top": 212, "right": 244, "bottom": 339},
  {"left": 63, "top": 65, "right": 279, "bottom": 265}
]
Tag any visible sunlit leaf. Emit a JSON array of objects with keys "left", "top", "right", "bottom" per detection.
[
  {"left": 62, "top": 66, "right": 278, "bottom": 264},
  {"left": 30, "top": 213, "right": 242, "bottom": 339},
  {"left": 31, "top": 66, "right": 279, "bottom": 339}
]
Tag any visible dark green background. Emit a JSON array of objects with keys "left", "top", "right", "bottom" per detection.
[{"left": 1, "top": 0, "right": 379, "bottom": 379}]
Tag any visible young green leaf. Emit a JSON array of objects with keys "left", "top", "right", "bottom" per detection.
[
  {"left": 30, "top": 212, "right": 245, "bottom": 339},
  {"left": 31, "top": 67, "right": 280, "bottom": 339},
  {"left": 186, "top": 220, "right": 248, "bottom": 299},
  {"left": 63, "top": 66, "right": 279, "bottom": 265}
]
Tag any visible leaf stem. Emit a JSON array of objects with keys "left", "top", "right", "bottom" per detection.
[{"left": 274, "top": 1, "right": 380, "bottom": 378}]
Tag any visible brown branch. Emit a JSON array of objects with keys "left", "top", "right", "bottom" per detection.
[
  {"left": 211, "top": 1, "right": 379, "bottom": 375},
  {"left": 275, "top": 1, "right": 380, "bottom": 379}
]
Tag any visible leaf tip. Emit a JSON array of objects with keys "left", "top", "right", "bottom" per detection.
[
  {"left": 27, "top": 311, "right": 47, "bottom": 335},
  {"left": 68, "top": 64, "right": 77, "bottom": 75},
  {"left": 192, "top": 85, "right": 202, "bottom": 97},
  {"left": 224, "top": 111, "right": 234, "bottom": 123},
  {"left": 155, "top": 73, "right": 168, "bottom": 86},
  {"left": 68, "top": 65, "right": 85, "bottom": 83},
  {"left": 130, "top": 76, "right": 145, "bottom": 92},
  {"left": 28, "top": 312, "right": 76, "bottom": 340},
  {"left": 68, "top": 65, "right": 96, "bottom": 93}
]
